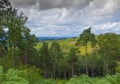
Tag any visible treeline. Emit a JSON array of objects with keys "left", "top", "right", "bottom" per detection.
[
  {"left": 0, "top": 0, "right": 120, "bottom": 80},
  {"left": 37, "top": 28, "right": 120, "bottom": 79}
]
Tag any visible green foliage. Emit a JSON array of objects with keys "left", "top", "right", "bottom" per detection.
[
  {"left": 0, "top": 65, "right": 44, "bottom": 84},
  {"left": 39, "top": 42, "right": 50, "bottom": 63},
  {"left": 40, "top": 79, "right": 56, "bottom": 84},
  {"left": 97, "top": 33, "right": 120, "bottom": 75},
  {"left": 0, "top": 66, "right": 120, "bottom": 84},
  {"left": 76, "top": 27, "right": 96, "bottom": 47},
  {"left": 69, "top": 47, "right": 78, "bottom": 62},
  {"left": 50, "top": 41, "right": 63, "bottom": 61},
  {"left": 0, "top": 66, "right": 29, "bottom": 84},
  {"left": 65, "top": 74, "right": 120, "bottom": 84},
  {"left": 1, "top": 0, "right": 120, "bottom": 82},
  {"left": 65, "top": 75, "right": 92, "bottom": 84},
  {"left": 116, "top": 62, "right": 120, "bottom": 73},
  {"left": 2, "top": 69, "right": 29, "bottom": 84},
  {"left": 19, "top": 65, "right": 42, "bottom": 84},
  {"left": 98, "top": 33, "right": 120, "bottom": 59},
  {"left": 92, "top": 78, "right": 111, "bottom": 84},
  {"left": 68, "top": 47, "right": 79, "bottom": 77},
  {"left": 0, "top": 66, "right": 4, "bottom": 83}
]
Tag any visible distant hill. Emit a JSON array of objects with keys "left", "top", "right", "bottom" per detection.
[
  {"left": 38, "top": 37, "right": 76, "bottom": 41},
  {"left": 35, "top": 37, "right": 93, "bottom": 55}
]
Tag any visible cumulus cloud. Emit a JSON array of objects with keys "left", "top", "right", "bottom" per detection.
[
  {"left": 9, "top": 0, "right": 120, "bottom": 37},
  {"left": 9, "top": 0, "right": 92, "bottom": 10}
]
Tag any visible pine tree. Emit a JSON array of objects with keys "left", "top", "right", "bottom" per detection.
[
  {"left": 68, "top": 47, "right": 78, "bottom": 77},
  {"left": 39, "top": 42, "right": 50, "bottom": 78},
  {"left": 50, "top": 41, "right": 63, "bottom": 79},
  {"left": 76, "top": 27, "right": 96, "bottom": 75}
]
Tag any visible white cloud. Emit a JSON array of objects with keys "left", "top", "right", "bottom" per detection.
[
  {"left": 92, "top": 22, "right": 120, "bottom": 34},
  {"left": 15, "top": 0, "right": 120, "bottom": 37},
  {"left": 89, "top": 0, "right": 120, "bottom": 16}
]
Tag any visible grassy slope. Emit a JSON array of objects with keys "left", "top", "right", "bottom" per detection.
[{"left": 35, "top": 37, "right": 93, "bottom": 55}]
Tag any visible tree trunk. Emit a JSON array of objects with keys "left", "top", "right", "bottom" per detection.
[
  {"left": 92, "top": 64, "right": 94, "bottom": 77},
  {"left": 69, "top": 71, "right": 71, "bottom": 78},
  {"left": 53, "top": 62, "right": 56, "bottom": 79},
  {"left": 83, "top": 66, "right": 85, "bottom": 74},
  {"left": 59, "top": 70, "right": 61, "bottom": 79},
  {"left": 71, "top": 61, "right": 74, "bottom": 77},
  {"left": 85, "top": 43, "right": 89, "bottom": 75},
  {"left": 24, "top": 48, "right": 27, "bottom": 65},
  {"left": 106, "top": 60, "right": 109, "bottom": 75},
  {"left": 13, "top": 43, "right": 17, "bottom": 68},
  {"left": 43, "top": 62, "right": 46, "bottom": 78},
  {"left": 64, "top": 69, "right": 66, "bottom": 80}
]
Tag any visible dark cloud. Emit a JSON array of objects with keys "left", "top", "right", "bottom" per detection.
[
  {"left": 9, "top": 0, "right": 92, "bottom": 10},
  {"left": 9, "top": 0, "right": 36, "bottom": 8}
]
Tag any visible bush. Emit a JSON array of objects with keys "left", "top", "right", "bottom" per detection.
[
  {"left": 65, "top": 74, "right": 120, "bottom": 84},
  {"left": 0, "top": 65, "right": 42, "bottom": 84},
  {"left": 0, "top": 65, "right": 120, "bottom": 84},
  {"left": 0, "top": 66, "right": 29, "bottom": 84},
  {"left": 65, "top": 75, "right": 92, "bottom": 84},
  {"left": 19, "top": 65, "right": 42, "bottom": 84}
]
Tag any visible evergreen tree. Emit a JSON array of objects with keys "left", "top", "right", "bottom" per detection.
[
  {"left": 39, "top": 42, "right": 50, "bottom": 78},
  {"left": 68, "top": 47, "right": 78, "bottom": 77},
  {"left": 76, "top": 27, "right": 96, "bottom": 75},
  {"left": 98, "top": 33, "right": 120, "bottom": 75},
  {"left": 0, "top": 0, "right": 38, "bottom": 68},
  {"left": 50, "top": 41, "right": 63, "bottom": 79}
]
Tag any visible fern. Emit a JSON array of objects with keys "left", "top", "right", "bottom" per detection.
[
  {"left": 0, "top": 66, "right": 4, "bottom": 83},
  {"left": 0, "top": 68, "right": 29, "bottom": 84}
]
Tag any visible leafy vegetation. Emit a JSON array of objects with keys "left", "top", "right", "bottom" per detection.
[
  {"left": 0, "top": 0, "right": 120, "bottom": 83},
  {"left": 0, "top": 66, "right": 120, "bottom": 84}
]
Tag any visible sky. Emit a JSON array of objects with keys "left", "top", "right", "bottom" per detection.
[{"left": 9, "top": 0, "right": 120, "bottom": 37}]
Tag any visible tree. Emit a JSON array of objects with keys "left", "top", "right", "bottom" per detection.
[
  {"left": 0, "top": 27, "right": 7, "bottom": 57},
  {"left": 50, "top": 41, "right": 63, "bottom": 79},
  {"left": 76, "top": 27, "right": 96, "bottom": 75},
  {"left": 39, "top": 42, "right": 50, "bottom": 78},
  {"left": 6, "top": 9, "right": 27, "bottom": 67},
  {"left": 0, "top": 0, "right": 39, "bottom": 68},
  {"left": 0, "top": 0, "right": 11, "bottom": 58},
  {"left": 19, "top": 27, "right": 39, "bottom": 65},
  {"left": 97, "top": 33, "right": 120, "bottom": 75},
  {"left": 68, "top": 47, "right": 78, "bottom": 77}
]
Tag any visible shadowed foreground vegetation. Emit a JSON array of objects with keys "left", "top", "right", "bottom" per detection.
[{"left": 0, "top": 65, "right": 120, "bottom": 84}]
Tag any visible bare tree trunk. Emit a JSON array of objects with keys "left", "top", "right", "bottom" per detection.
[
  {"left": 59, "top": 70, "right": 61, "bottom": 79},
  {"left": 104, "top": 60, "right": 109, "bottom": 75},
  {"left": 24, "top": 48, "right": 27, "bottom": 65},
  {"left": 44, "top": 63, "right": 46, "bottom": 78},
  {"left": 46, "top": 66, "right": 48, "bottom": 78},
  {"left": 64, "top": 69, "right": 66, "bottom": 80},
  {"left": 69, "top": 71, "right": 71, "bottom": 78},
  {"left": 85, "top": 43, "right": 89, "bottom": 75},
  {"left": 83, "top": 66, "right": 85, "bottom": 74},
  {"left": 53, "top": 62, "right": 56, "bottom": 79},
  {"left": 13, "top": 43, "right": 17, "bottom": 68},
  {"left": 99, "top": 68, "right": 102, "bottom": 77},
  {"left": 71, "top": 61, "right": 74, "bottom": 77},
  {"left": 92, "top": 64, "right": 94, "bottom": 77}
]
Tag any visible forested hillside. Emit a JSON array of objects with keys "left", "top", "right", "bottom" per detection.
[{"left": 0, "top": 0, "right": 120, "bottom": 84}]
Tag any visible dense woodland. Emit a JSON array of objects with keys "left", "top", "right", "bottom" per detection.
[{"left": 0, "top": 0, "right": 120, "bottom": 84}]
